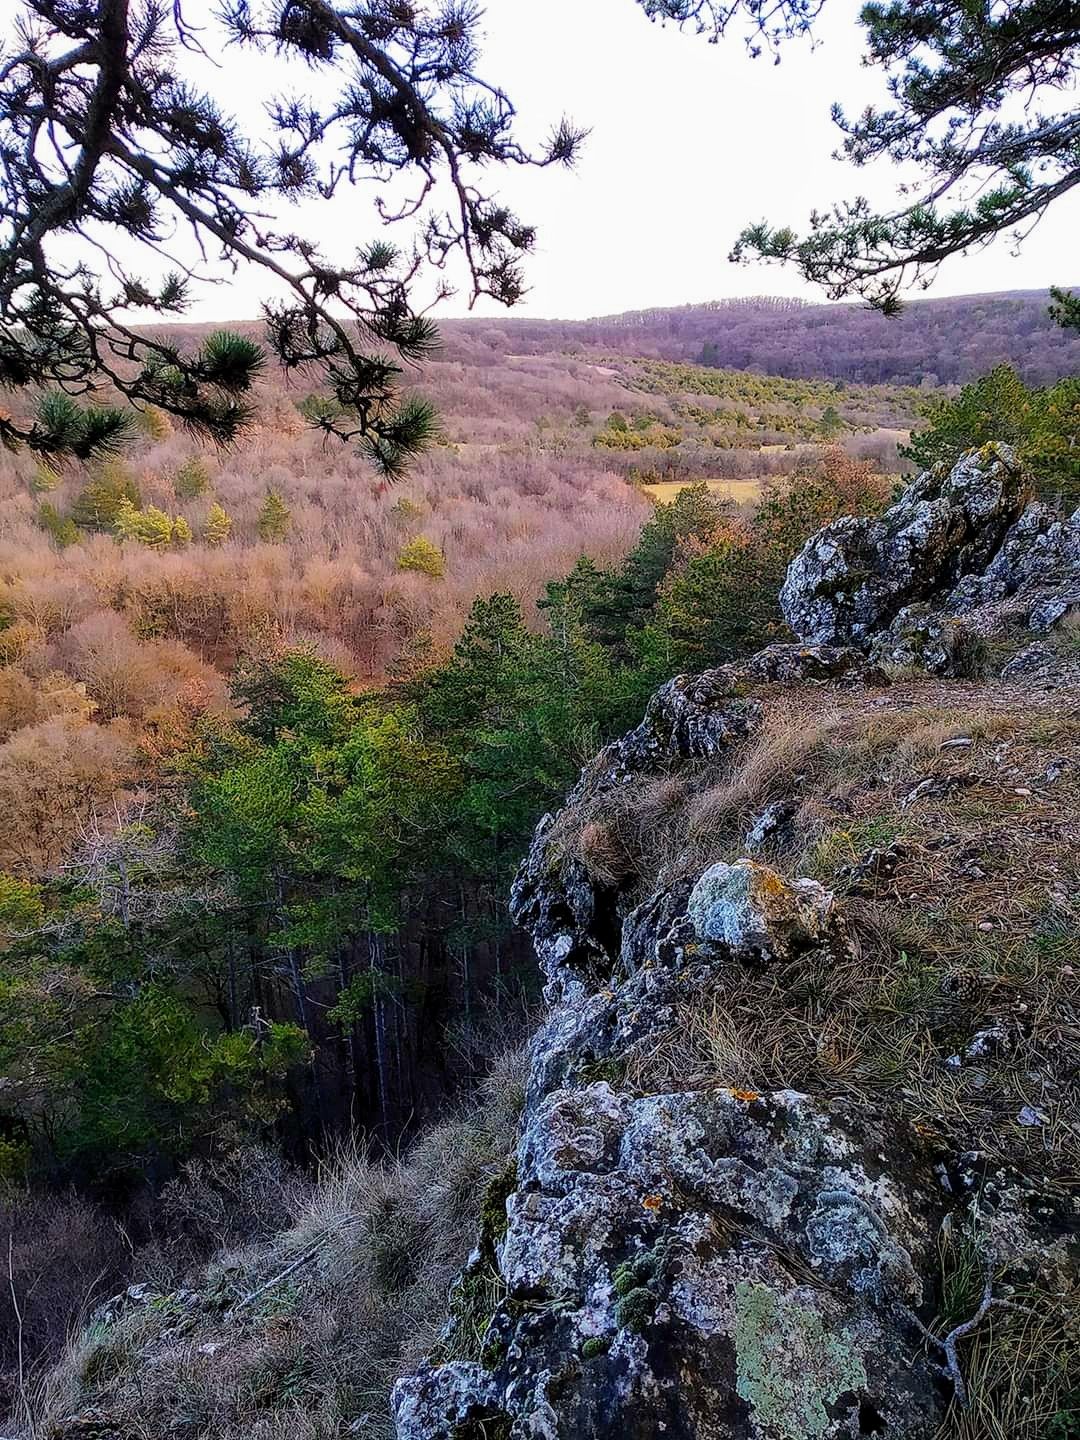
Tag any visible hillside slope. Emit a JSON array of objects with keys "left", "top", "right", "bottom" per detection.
[
  {"left": 444, "top": 291, "right": 1080, "bottom": 386},
  {"left": 36, "top": 449, "right": 1079, "bottom": 1440}
]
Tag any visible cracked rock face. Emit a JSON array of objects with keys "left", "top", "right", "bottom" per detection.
[
  {"left": 394, "top": 675, "right": 947, "bottom": 1440},
  {"left": 782, "top": 447, "right": 1080, "bottom": 677},
  {"left": 781, "top": 444, "right": 1027, "bottom": 647},
  {"left": 393, "top": 461, "right": 1080, "bottom": 1439}
]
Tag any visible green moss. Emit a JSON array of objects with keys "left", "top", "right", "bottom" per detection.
[
  {"left": 436, "top": 1260, "right": 509, "bottom": 1366},
  {"left": 578, "top": 1055, "right": 627, "bottom": 1088},
  {"left": 479, "top": 1160, "right": 517, "bottom": 1258},
  {"left": 734, "top": 1282, "right": 867, "bottom": 1439},
  {"left": 612, "top": 1264, "right": 638, "bottom": 1298},
  {"left": 580, "top": 1335, "right": 611, "bottom": 1360},
  {"left": 613, "top": 1285, "right": 656, "bottom": 1333},
  {"left": 611, "top": 1241, "right": 669, "bottom": 1332},
  {"left": 481, "top": 1333, "right": 508, "bottom": 1369}
]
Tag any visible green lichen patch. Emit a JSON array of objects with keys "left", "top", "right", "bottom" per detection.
[
  {"left": 614, "top": 1285, "right": 656, "bottom": 1333},
  {"left": 580, "top": 1335, "right": 611, "bottom": 1360},
  {"left": 734, "top": 1281, "right": 868, "bottom": 1440}
]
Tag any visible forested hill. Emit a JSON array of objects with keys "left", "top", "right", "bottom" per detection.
[{"left": 443, "top": 289, "right": 1080, "bottom": 386}]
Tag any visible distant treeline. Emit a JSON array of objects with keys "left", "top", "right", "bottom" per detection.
[{"left": 443, "top": 290, "right": 1080, "bottom": 387}]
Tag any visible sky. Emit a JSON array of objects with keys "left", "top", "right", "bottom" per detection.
[
  {"left": 462, "top": 0, "right": 1080, "bottom": 319},
  {"left": 12, "top": 0, "right": 1080, "bottom": 322}
]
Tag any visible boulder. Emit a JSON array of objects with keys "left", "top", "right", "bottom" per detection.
[{"left": 781, "top": 445, "right": 1026, "bottom": 646}]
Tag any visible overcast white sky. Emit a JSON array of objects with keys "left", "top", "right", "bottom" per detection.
[
  {"left": 463, "top": 0, "right": 1080, "bottom": 318},
  {"left": 13, "top": 0, "right": 1079, "bottom": 320}
]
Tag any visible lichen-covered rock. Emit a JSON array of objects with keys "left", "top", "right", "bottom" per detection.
[
  {"left": 510, "top": 667, "right": 771, "bottom": 1005},
  {"left": 947, "top": 500, "right": 1080, "bottom": 610},
  {"left": 737, "top": 642, "right": 887, "bottom": 687},
  {"left": 397, "top": 828, "right": 945, "bottom": 1437},
  {"left": 394, "top": 503, "right": 1080, "bottom": 1436},
  {"left": 1028, "top": 591, "right": 1080, "bottom": 631},
  {"left": 781, "top": 444, "right": 1026, "bottom": 646},
  {"left": 395, "top": 1065, "right": 945, "bottom": 1439},
  {"left": 571, "top": 668, "right": 760, "bottom": 802},
  {"left": 1000, "top": 641, "right": 1080, "bottom": 688},
  {"left": 870, "top": 604, "right": 984, "bottom": 677},
  {"left": 780, "top": 451, "right": 1080, "bottom": 679},
  {"left": 744, "top": 797, "right": 797, "bottom": 854},
  {"left": 686, "top": 858, "right": 834, "bottom": 962}
]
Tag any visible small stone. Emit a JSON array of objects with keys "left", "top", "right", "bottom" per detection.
[
  {"left": 978, "top": 922, "right": 994, "bottom": 932},
  {"left": 1016, "top": 1106, "right": 1047, "bottom": 1127}
]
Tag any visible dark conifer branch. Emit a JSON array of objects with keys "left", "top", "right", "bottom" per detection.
[
  {"left": 0, "top": 1, "right": 584, "bottom": 470},
  {"left": 640, "top": 0, "right": 1080, "bottom": 315}
]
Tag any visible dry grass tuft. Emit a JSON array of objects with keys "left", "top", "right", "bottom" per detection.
[
  {"left": 31, "top": 1047, "right": 528, "bottom": 1440},
  {"left": 610, "top": 683, "right": 1080, "bottom": 1190}
]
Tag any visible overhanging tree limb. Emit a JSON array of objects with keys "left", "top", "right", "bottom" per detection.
[
  {"left": 0, "top": 1, "right": 584, "bottom": 470},
  {"left": 637, "top": 0, "right": 1080, "bottom": 314}
]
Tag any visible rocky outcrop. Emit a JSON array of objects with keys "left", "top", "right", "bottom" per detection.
[
  {"left": 781, "top": 445, "right": 1080, "bottom": 676},
  {"left": 780, "top": 444, "right": 1028, "bottom": 647},
  {"left": 392, "top": 450, "right": 1079, "bottom": 1440},
  {"left": 394, "top": 669, "right": 949, "bottom": 1439}
]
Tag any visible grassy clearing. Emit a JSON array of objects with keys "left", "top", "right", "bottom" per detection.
[{"left": 640, "top": 477, "right": 765, "bottom": 505}]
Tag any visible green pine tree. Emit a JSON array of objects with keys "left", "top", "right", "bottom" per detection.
[
  {"left": 257, "top": 490, "right": 291, "bottom": 543},
  {"left": 173, "top": 456, "right": 211, "bottom": 499},
  {"left": 70, "top": 461, "right": 142, "bottom": 531},
  {"left": 203, "top": 501, "right": 232, "bottom": 547}
]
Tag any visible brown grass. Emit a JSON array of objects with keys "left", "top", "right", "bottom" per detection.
[
  {"left": 553, "top": 680, "right": 1080, "bottom": 1192},
  {"left": 32, "top": 1047, "right": 527, "bottom": 1440}
]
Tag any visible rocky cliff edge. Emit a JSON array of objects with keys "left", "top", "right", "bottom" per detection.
[{"left": 394, "top": 447, "right": 1080, "bottom": 1440}]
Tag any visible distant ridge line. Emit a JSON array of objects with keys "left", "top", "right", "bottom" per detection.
[
  {"left": 586, "top": 296, "right": 812, "bottom": 325},
  {"left": 582, "top": 288, "right": 1069, "bottom": 327}
]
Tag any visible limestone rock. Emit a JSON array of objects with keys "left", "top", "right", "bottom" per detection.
[
  {"left": 398, "top": 828, "right": 945, "bottom": 1437},
  {"left": 946, "top": 500, "right": 1079, "bottom": 609},
  {"left": 736, "top": 642, "right": 887, "bottom": 687},
  {"left": 870, "top": 604, "right": 984, "bottom": 677},
  {"left": 781, "top": 444, "right": 1026, "bottom": 646},
  {"left": 744, "top": 797, "right": 797, "bottom": 854},
  {"left": 571, "top": 668, "right": 760, "bottom": 803},
  {"left": 393, "top": 469, "right": 1080, "bottom": 1437},
  {"left": 1000, "top": 641, "right": 1079, "bottom": 688},
  {"left": 686, "top": 858, "right": 834, "bottom": 962}
]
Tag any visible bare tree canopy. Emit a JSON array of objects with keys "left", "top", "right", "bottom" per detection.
[
  {"left": 0, "top": 0, "right": 583, "bottom": 467},
  {"left": 642, "top": 0, "right": 1080, "bottom": 316}
]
